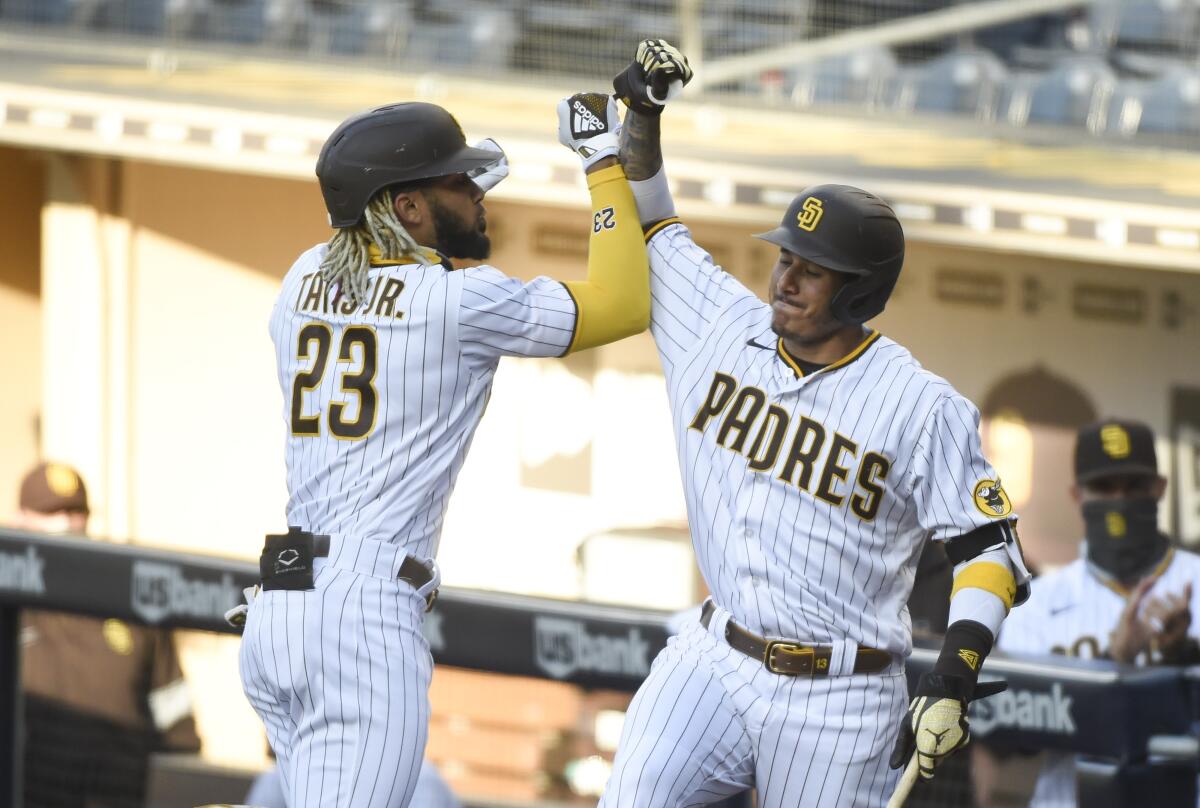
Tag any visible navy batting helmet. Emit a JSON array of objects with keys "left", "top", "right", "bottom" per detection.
[
  {"left": 316, "top": 102, "right": 501, "bottom": 228},
  {"left": 753, "top": 184, "right": 905, "bottom": 325}
]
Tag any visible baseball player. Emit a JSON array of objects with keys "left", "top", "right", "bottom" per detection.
[
  {"left": 238, "top": 96, "right": 649, "bottom": 808},
  {"left": 599, "top": 40, "right": 1032, "bottom": 807},
  {"left": 997, "top": 418, "right": 1200, "bottom": 808}
]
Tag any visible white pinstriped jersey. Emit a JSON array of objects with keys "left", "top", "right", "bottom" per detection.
[
  {"left": 270, "top": 243, "right": 577, "bottom": 560},
  {"left": 998, "top": 547, "right": 1200, "bottom": 808},
  {"left": 647, "top": 222, "right": 1016, "bottom": 656}
]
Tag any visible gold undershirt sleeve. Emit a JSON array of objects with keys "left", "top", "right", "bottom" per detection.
[{"left": 562, "top": 163, "right": 651, "bottom": 354}]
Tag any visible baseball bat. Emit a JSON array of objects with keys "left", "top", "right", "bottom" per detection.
[{"left": 886, "top": 755, "right": 919, "bottom": 808}]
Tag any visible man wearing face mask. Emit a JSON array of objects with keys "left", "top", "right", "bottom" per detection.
[
  {"left": 997, "top": 418, "right": 1200, "bottom": 807},
  {"left": 13, "top": 462, "right": 201, "bottom": 808}
]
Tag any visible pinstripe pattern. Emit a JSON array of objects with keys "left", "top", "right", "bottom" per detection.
[
  {"left": 241, "top": 244, "right": 579, "bottom": 808},
  {"left": 604, "top": 222, "right": 1011, "bottom": 805},
  {"left": 647, "top": 223, "right": 1008, "bottom": 654},
  {"left": 998, "top": 548, "right": 1200, "bottom": 808},
  {"left": 270, "top": 247, "right": 576, "bottom": 558},
  {"left": 602, "top": 614, "right": 908, "bottom": 807}
]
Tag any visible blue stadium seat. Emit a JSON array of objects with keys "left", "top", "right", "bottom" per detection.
[
  {"left": 95, "top": 0, "right": 166, "bottom": 34},
  {"left": 394, "top": 1, "right": 515, "bottom": 68},
  {"left": 306, "top": 0, "right": 374, "bottom": 56},
  {"left": 1105, "top": 78, "right": 1148, "bottom": 137},
  {"left": 1093, "top": 0, "right": 1200, "bottom": 56},
  {"left": 0, "top": 0, "right": 77, "bottom": 25},
  {"left": 893, "top": 47, "right": 1008, "bottom": 119},
  {"left": 974, "top": 11, "right": 1079, "bottom": 62},
  {"left": 196, "top": 0, "right": 269, "bottom": 45},
  {"left": 1127, "top": 67, "right": 1200, "bottom": 137},
  {"left": 1005, "top": 55, "right": 1116, "bottom": 132},
  {"left": 788, "top": 47, "right": 897, "bottom": 109}
]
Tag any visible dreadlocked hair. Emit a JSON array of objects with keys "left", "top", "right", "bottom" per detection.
[{"left": 319, "top": 187, "right": 433, "bottom": 304}]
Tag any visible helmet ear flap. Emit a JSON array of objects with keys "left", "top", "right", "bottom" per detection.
[
  {"left": 831, "top": 283, "right": 871, "bottom": 326},
  {"left": 831, "top": 272, "right": 897, "bottom": 325}
]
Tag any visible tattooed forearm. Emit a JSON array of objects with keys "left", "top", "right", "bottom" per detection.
[{"left": 619, "top": 110, "right": 663, "bottom": 181}]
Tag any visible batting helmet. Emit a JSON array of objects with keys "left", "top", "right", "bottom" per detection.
[
  {"left": 316, "top": 102, "right": 501, "bottom": 228},
  {"left": 753, "top": 184, "right": 905, "bottom": 325}
]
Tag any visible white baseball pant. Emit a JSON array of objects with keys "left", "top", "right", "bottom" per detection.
[
  {"left": 601, "top": 608, "right": 908, "bottom": 807},
  {"left": 240, "top": 537, "right": 434, "bottom": 808}
]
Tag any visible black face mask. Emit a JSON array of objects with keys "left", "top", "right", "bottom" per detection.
[{"left": 1083, "top": 497, "right": 1168, "bottom": 583}]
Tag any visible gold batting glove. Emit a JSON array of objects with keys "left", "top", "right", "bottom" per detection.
[{"left": 890, "top": 674, "right": 1006, "bottom": 780}]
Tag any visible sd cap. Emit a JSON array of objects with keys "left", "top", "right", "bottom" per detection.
[
  {"left": 19, "top": 462, "right": 89, "bottom": 515},
  {"left": 1075, "top": 419, "right": 1159, "bottom": 484},
  {"left": 754, "top": 184, "right": 904, "bottom": 325}
]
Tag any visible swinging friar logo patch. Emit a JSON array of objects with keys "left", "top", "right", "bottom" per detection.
[{"left": 973, "top": 478, "right": 1012, "bottom": 518}]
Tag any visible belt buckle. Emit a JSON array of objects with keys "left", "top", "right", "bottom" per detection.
[{"left": 764, "top": 640, "right": 814, "bottom": 676}]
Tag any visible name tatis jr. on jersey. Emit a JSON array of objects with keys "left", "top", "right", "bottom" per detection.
[
  {"left": 293, "top": 271, "right": 407, "bottom": 319},
  {"left": 690, "top": 371, "right": 889, "bottom": 521}
]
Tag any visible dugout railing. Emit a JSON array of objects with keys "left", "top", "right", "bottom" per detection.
[{"left": 0, "top": 527, "right": 1197, "bottom": 807}]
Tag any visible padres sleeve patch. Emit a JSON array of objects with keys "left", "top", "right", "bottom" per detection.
[{"left": 972, "top": 478, "right": 1012, "bottom": 518}]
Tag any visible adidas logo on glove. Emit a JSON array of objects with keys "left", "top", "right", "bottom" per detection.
[{"left": 572, "top": 100, "right": 605, "bottom": 136}]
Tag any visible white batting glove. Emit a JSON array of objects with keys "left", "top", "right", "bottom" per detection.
[
  {"left": 557, "top": 92, "right": 622, "bottom": 171},
  {"left": 466, "top": 138, "right": 508, "bottom": 193}
]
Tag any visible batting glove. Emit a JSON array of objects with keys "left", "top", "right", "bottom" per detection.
[
  {"left": 557, "top": 92, "right": 622, "bottom": 171},
  {"left": 613, "top": 38, "right": 693, "bottom": 115},
  {"left": 223, "top": 585, "right": 259, "bottom": 631},
  {"left": 466, "top": 138, "right": 508, "bottom": 193},
  {"left": 889, "top": 674, "right": 1006, "bottom": 780}
]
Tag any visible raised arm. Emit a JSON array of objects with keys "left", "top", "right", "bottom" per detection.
[
  {"left": 555, "top": 92, "right": 650, "bottom": 353},
  {"left": 614, "top": 39, "right": 693, "bottom": 222}
]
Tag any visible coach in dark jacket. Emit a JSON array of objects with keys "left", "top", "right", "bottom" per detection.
[{"left": 15, "top": 462, "right": 201, "bottom": 808}]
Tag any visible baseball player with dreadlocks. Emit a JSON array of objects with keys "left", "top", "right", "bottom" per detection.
[
  {"left": 599, "top": 41, "right": 1031, "bottom": 807},
  {"left": 237, "top": 94, "right": 648, "bottom": 808}
]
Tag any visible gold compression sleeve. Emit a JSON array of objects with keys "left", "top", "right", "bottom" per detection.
[
  {"left": 951, "top": 561, "right": 1018, "bottom": 612},
  {"left": 563, "top": 164, "right": 651, "bottom": 353}
]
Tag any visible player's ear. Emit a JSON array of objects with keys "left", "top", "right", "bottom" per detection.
[
  {"left": 391, "top": 188, "right": 427, "bottom": 229},
  {"left": 1151, "top": 475, "right": 1168, "bottom": 501}
]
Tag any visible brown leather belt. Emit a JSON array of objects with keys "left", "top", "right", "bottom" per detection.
[{"left": 700, "top": 600, "right": 892, "bottom": 676}]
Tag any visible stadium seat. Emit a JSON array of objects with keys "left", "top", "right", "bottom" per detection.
[
  {"left": 892, "top": 47, "right": 1008, "bottom": 120},
  {"left": 789, "top": 46, "right": 897, "bottom": 109},
  {"left": 259, "top": 0, "right": 308, "bottom": 49},
  {"left": 1115, "top": 66, "right": 1200, "bottom": 138},
  {"left": 93, "top": 0, "right": 166, "bottom": 34},
  {"left": 192, "top": 0, "right": 270, "bottom": 46},
  {"left": 0, "top": 0, "right": 77, "bottom": 25},
  {"left": 1092, "top": 0, "right": 1200, "bottom": 57},
  {"left": 1004, "top": 55, "right": 1117, "bottom": 132},
  {"left": 306, "top": 0, "right": 379, "bottom": 56},
  {"left": 974, "top": 11, "right": 1079, "bottom": 63},
  {"left": 512, "top": 2, "right": 626, "bottom": 76},
  {"left": 705, "top": 0, "right": 808, "bottom": 59},
  {"left": 395, "top": 1, "right": 515, "bottom": 68}
]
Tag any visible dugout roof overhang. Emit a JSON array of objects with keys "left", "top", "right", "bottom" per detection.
[{"left": 2, "top": 29, "right": 1199, "bottom": 273}]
